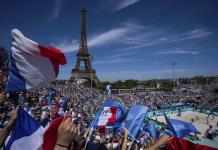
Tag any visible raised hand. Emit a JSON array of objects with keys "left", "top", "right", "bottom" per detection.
[
  {"left": 9, "top": 105, "right": 19, "bottom": 123},
  {"left": 56, "top": 118, "right": 77, "bottom": 148}
]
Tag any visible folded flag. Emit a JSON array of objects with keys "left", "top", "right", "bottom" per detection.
[
  {"left": 6, "top": 29, "right": 67, "bottom": 92},
  {"left": 5, "top": 108, "right": 45, "bottom": 150},
  {"left": 166, "top": 137, "right": 217, "bottom": 150},
  {"left": 124, "top": 105, "right": 148, "bottom": 138},
  {"left": 164, "top": 113, "right": 199, "bottom": 138}
]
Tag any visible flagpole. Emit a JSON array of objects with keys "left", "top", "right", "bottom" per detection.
[
  {"left": 127, "top": 131, "right": 137, "bottom": 142},
  {"left": 85, "top": 121, "right": 95, "bottom": 147},
  {"left": 50, "top": 107, "right": 52, "bottom": 121},
  {"left": 128, "top": 140, "right": 134, "bottom": 149},
  {"left": 122, "top": 127, "right": 137, "bottom": 142},
  {"left": 90, "top": 55, "right": 93, "bottom": 90},
  {"left": 120, "top": 128, "right": 137, "bottom": 149}
]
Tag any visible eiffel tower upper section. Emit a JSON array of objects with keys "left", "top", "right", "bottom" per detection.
[
  {"left": 78, "top": 3, "right": 89, "bottom": 55},
  {"left": 70, "top": 1, "right": 101, "bottom": 86}
]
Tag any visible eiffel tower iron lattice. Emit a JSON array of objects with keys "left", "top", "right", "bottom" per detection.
[{"left": 70, "top": 3, "right": 101, "bottom": 86}]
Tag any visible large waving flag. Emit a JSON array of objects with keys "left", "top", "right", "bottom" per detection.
[
  {"left": 5, "top": 108, "right": 72, "bottom": 150},
  {"left": 164, "top": 114, "right": 199, "bottom": 138},
  {"left": 6, "top": 29, "right": 67, "bottom": 92},
  {"left": 5, "top": 108, "right": 45, "bottom": 150},
  {"left": 124, "top": 105, "right": 148, "bottom": 138}
]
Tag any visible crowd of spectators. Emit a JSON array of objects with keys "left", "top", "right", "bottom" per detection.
[{"left": 1, "top": 62, "right": 218, "bottom": 149}]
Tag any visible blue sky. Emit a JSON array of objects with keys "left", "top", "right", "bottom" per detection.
[{"left": 0, "top": 0, "right": 218, "bottom": 81}]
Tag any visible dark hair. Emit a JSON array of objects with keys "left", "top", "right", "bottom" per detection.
[{"left": 96, "top": 143, "right": 107, "bottom": 150}]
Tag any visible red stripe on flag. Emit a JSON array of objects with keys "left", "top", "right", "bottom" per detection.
[
  {"left": 107, "top": 107, "right": 117, "bottom": 124},
  {"left": 38, "top": 45, "right": 67, "bottom": 65},
  {"left": 38, "top": 45, "right": 67, "bottom": 76}
]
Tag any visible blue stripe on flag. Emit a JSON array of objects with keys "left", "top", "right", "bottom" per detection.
[{"left": 5, "top": 47, "right": 26, "bottom": 92}]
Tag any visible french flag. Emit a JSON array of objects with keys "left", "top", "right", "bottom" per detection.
[
  {"left": 5, "top": 108, "right": 69, "bottom": 150},
  {"left": 5, "top": 108, "right": 45, "bottom": 150},
  {"left": 92, "top": 99, "right": 126, "bottom": 128},
  {"left": 6, "top": 29, "right": 67, "bottom": 92},
  {"left": 96, "top": 107, "right": 117, "bottom": 126},
  {"left": 94, "top": 107, "right": 117, "bottom": 136}
]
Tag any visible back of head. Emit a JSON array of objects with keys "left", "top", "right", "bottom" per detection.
[{"left": 96, "top": 143, "right": 107, "bottom": 150}]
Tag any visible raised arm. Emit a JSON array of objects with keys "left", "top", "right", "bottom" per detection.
[{"left": 121, "top": 128, "right": 128, "bottom": 150}]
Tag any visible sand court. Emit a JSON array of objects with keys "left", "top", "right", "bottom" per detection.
[{"left": 150, "top": 111, "right": 218, "bottom": 138}]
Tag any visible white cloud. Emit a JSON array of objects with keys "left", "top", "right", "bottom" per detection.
[
  {"left": 170, "top": 28, "right": 212, "bottom": 41},
  {"left": 93, "top": 57, "right": 142, "bottom": 65},
  {"left": 88, "top": 28, "right": 129, "bottom": 47},
  {"left": 114, "top": 0, "right": 141, "bottom": 10},
  {"left": 118, "top": 28, "right": 212, "bottom": 51},
  {"left": 187, "top": 28, "right": 212, "bottom": 39},
  {"left": 51, "top": 39, "right": 79, "bottom": 53},
  {"left": 49, "top": 0, "right": 63, "bottom": 22},
  {"left": 52, "top": 19, "right": 212, "bottom": 56},
  {"left": 155, "top": 49, "right": 200, "bottom": 55},
  {"left": 52, "top": 21, "right": 140, "bottom": 53},
  {"left": 94, "top": 58, "right": 129, "bottom": 65}
]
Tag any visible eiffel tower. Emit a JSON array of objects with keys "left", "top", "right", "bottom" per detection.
[{"left": 70, "top": 2, "right": 101, "bottom": 86}]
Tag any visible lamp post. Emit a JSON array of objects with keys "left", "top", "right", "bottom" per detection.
[
  {"left": 171, "top": 61, "right": 176, "bottom": 89},
  {"left": 90, "top": 55, "right": 93, "bottom": 90}
]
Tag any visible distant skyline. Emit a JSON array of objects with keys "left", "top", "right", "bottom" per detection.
[{"left": 0, "top": 0, "right": 218, "bottom": 81}]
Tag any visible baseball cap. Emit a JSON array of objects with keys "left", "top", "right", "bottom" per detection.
[{"left": 95, "top": 135, "right": 101, "bottom": 141}]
